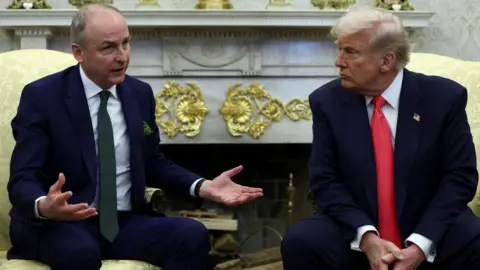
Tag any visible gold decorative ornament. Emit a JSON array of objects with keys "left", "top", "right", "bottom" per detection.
[
  {"left": 7, "top": 0, "right": 51, "bottom": 9},
  {"left": 136, "top": 0, "right": 160, "bottom": 7},
  {"left": 219, "top": 82, "right": 311, "bottom": 139},
  {"left": 374, "top": 0, "right": 414, "bottom": 10},
  {"left": 155, "top": 81, "right": 209, "bottom": 138},
  {"left": 68, "top": 0, "right": 112, "bottom": 8},
  {"left": 286, "top": 173, "right": 296, "bottom": 228},
  {"left": 266, "top": 0, "right": 291, "bottom": 10},
  {"left": 311, "top": 0, "right": 355, "bottom": 10},
  {"left": 195, "top": 0, "right": 233, "bottom": 9}
]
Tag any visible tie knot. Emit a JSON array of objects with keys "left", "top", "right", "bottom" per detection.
[
  {"left": 372, "top": 96, "right": 386, "bottom": 109},
  {"left": 99, "top": 90, "right": 111, "bottom": 106}
]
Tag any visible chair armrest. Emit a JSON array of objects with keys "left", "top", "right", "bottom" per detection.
[
  {"left": 468, "top": 193, "right": 480, "bottom": 217},
  {"left": 145, "top": 187, "right": 168, "bottom": 213}
]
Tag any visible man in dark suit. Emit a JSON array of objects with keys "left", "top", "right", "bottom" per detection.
[
  {"left": 7, "top": 4, "right": 263, "bottom": 270},
  {"left": 281, "top": 7, "right": 480, "bottom": 270}
]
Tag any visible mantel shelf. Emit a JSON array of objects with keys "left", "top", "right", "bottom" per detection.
[{"left": 0, "top": 9, "right": 435, "bottom": 28}]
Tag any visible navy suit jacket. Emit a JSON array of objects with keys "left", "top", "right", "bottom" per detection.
[
  {"left": 309, "top": 69, "right": 480, "bottom": 262},
  {"left": 7, "top": 65, "right": 200, "bottom": 257}
]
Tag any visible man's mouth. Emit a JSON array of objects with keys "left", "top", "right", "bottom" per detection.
[{"left": 111, "top": 67, "right": 124, "bottom": 73}]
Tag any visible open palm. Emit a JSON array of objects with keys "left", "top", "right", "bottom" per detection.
[{"left": 205, "top": 165, "right": 263, "bottom": 206}]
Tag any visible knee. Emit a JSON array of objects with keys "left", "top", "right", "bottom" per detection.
[
  {"left": 54, "top": 238, "right": 101, "bottom": 267},
  {"left": 173, "top": 218, "right": 210, "bottom": 253},
  {"left": 281, "top": 222, "right": 317, "bottom": 258},
  {"left": 281, "top": 217, "right": 336, "bottom": 259}
]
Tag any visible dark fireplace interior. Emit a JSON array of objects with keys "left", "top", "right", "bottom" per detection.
[{"left": 159, "top": 143, "right": 313, "bottom": 253}]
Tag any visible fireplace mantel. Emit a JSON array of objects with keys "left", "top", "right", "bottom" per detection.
[
  {"left": 0, "top": 9, "right": 434, "bottom": 28},
  {"left": 0, "top": 9, "right": 435, "bottom": 144}
]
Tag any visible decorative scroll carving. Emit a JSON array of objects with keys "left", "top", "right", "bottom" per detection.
[
  {"left": 68, "top": 0, "right": 112, "bottom": 8},
  {"left": 311, "top": 0, "right": 355, "bottom": 10},
  {"left": 219, "top": 82, "right": 311, "bottom": 139},
  {"left": 374, "top": 0, "right": 414, "bottom": 10},
  {"left": 7, "top": 0, "right": 51, "bottom": 9},
  {"left": 155, "top": 81, "right": 209, "bottom": 138}
]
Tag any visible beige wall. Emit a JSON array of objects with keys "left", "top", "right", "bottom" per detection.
[{"left": 0, "top": 0, "right": 478, "bottom": 61}]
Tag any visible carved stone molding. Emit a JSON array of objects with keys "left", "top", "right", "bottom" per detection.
[
  {"left": 162, "top": 35, "right": 261, "bottom": 76},
  {"left": 219, "top": 82, "right": 311, "bottom": 139},
  {"left": 14, "top": 27, "right": 52, "bottom": 49}
]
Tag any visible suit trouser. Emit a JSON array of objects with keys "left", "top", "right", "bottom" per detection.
[
  {"left": 281, "top": 214, "right": 480, "bottom": 270},
  {"left": 26, "top": 212, "right": 211, "bottom": 270}
]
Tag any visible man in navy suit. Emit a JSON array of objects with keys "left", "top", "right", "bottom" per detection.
[
  {"left": 281, "top": 7, "right": 480, "bottom": 270},
  {"left": 7, "top": 4, "right": 263, "bottom": 270}
]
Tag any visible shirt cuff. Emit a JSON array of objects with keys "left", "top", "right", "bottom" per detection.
[
  {"left": 34, "top": 196, "right": 47, "bottom": 219},
  {"left": 405, "top": 233, "right": 436, "bottom": 263},
  {"left": 189, "top": 178, "right": 203, "bottom": 197},
  {"left": 350, "top": 225, "right": 378, "bottom": 251}
]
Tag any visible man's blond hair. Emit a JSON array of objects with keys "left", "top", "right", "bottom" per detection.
[{"left": 331, "top": 7, "right": 410, "bottom": 70}]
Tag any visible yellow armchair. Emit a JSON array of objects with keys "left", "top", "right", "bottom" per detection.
[
  {"left": 406, "top": 53, "right": 480, "bottom": 216},
  {"left": 0, "top": 49, "right": 161, "bottom": 269}
]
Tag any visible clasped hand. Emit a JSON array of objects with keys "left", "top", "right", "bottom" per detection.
[
  {"left": 38, "top": 173, "right": 98, "bottom": 221},
  {"left": 361, "top": 232, "right": 425, "bottom": 270}
]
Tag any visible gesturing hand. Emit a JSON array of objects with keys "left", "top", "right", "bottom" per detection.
[
  {"left": 198, "top": 165, "right": 263, "bottom": 206},
  {"left": 38, "top": 173, "right": 98, "bottom": 221},
  {"left": 361, "top": 232, "right": 405, "bottom": 270}
]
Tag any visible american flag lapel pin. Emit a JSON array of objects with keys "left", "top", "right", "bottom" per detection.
[{"left": 413, "top": 113, "right": 420, "bottom": 122}]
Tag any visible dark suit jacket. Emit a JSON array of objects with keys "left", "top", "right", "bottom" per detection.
[
  {"left": 7, "top": 65, "right": 200, "bottom": 258},
  {"left": 309, "top": 69, "right": 480, "bottom": 262}
]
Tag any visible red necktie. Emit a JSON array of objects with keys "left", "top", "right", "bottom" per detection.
[{"left": 371, "top": 96, "right": 402, "bottom": 248}]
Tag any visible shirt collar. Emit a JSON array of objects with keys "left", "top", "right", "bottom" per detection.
[
  {"left": 365, "top": 69, "right": 403, "bottom": 110},
  {"left": 79, "top": 65, "right": 118, "bottom": 100}
]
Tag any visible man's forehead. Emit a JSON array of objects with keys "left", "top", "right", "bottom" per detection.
[
  {"left": 336, "top": 31, "right": 371, "bottom": 48},
  {"left": 84, "top": 16, "right": 129, "bottom": 42}
]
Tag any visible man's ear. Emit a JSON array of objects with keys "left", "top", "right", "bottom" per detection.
[
  {"left": 380, "top": 52, "right": 396, "bottom": 72},
  {"left": 71, "top": 43, "right": 84, "bottom": 63}
]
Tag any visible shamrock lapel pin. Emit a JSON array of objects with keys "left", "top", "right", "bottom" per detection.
[{"left": 143, "top": 121, "right": 153, "bottom": 136}]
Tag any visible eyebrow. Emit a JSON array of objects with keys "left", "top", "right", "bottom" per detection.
[{"left": 101, "top": 36, "right": 131, "bottom": 45}]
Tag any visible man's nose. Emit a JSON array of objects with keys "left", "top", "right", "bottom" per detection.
[
  {"left": 115, "top": 49, "right": 128, "bottom": 63},
  {"left": 335, "top": 56, "right": 346, "bottom": 68}
]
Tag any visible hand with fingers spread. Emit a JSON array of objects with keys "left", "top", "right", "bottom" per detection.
[
  {"left": 37, "top": 173, "right": 98, "bottom": 221},
  {"left": 198, "top": 165, "right": 263, "bottom": 206},
  {"left": 360, "top": 232, "right": 405, "bottom": 270}
]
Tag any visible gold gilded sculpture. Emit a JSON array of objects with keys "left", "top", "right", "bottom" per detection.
[
  {"left": 137, "top": 0, "right": 160, "bottom": 7},
  {"left": 68, "top": 0, "right": 112, "bottom": 8},
  {"left": 286, "top": 173, "right": 296, "bottom": 228},
  {"left": 266, "top": 0, "right": 291, "bottom": 10},
  {"left": 155, "top": 81, "right": 209, "bottom": 138},
  {"left": 219, "top": 82, "right": 311, "bottom": 139},
  {"left": 7, "top": 0, "right": 51, "bottom": 9},
  {"left": 195, "top": 0, "right": 233, "bottom": 9},
  {"left": 375, "top": 0, "right": 414, "bottom": 10},
  {"left": 311, "top": 0, "right": 355, "bottom": 10}
]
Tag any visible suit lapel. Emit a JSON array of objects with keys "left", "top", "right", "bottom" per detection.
[
  {"left": 65, "top": 65, "right": 96, "bottom": 183},
  {"left": 342, "top": 91, "right": 378, "bottom": 218},
  {"left": 117, "top": 82, "right": 144, "bottom": 190},
  {"left": 394, "top": 69, "right": 423, "bottom": 220}
]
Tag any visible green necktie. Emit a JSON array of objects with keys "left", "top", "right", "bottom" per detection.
[{"left": 97, "top": 90, "right": 119, "bottom": 242}]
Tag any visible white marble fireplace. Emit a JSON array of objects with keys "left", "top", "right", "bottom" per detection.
[{"left": 0, "top": 8, "right": 434, "bottom": 252}]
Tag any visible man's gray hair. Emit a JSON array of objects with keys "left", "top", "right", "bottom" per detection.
[
  {"left": 331, "top": 7, "right": 410, "bottom": 70},
  {"left": 70, "top": 4, "right": 122, "bottom": 47}
]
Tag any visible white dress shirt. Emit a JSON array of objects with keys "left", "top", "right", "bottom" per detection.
[
  {"left": 34, "top": 66, "right": 201, "bottom": 216},
  {"left": 349, "top": 70, "right": 436, "bottom": 262}
]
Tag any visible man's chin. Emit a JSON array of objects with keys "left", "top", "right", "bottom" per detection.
[{"left": 340, "top": 79, "right": 355, "bottom": 89}]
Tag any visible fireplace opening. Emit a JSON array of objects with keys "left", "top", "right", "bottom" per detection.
[{"left": 158, "top": 143, "right": 313, "bottom": 256}]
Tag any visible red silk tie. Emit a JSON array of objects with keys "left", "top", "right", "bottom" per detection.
[{"left": 371, "top": 96, "right": 402, "bottom": 248}]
